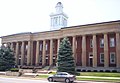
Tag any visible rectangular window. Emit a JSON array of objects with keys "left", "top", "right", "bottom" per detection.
[
  {"left": 90, "top": 39, "right": 93, "bottom": 48},
  {"left": 46, "top": 44, "right": 48, "bottom": 51},
  {"left": 100, "top": 53, "right": 104, "bottom": 64},
  {"left": 100, "top": 38, "right": 104, "bottom": 48},
  {"left": 110, "top": 38, "right": 115, "bottom": 47},
  {"left": 40, "top": 44, "right": 42, "bottom": 51},
  {"left": 110, "top": 52, "right": 116, "bottom": 64}
]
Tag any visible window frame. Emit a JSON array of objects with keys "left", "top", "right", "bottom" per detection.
[
  {"left": 100, "top": 38, "right": 104, "bottom": 48},
  {"left": 110, "top": 52, "right": 116, "bottom": 64},
  {"left": 110, "top": 38, "right": 115, "bottom": 47},
  {"left": 100, "top": 53, "right": 104, "bottom": 64},
  {"left": 90, "top": 39, "right": 93, "bottom": 48}
]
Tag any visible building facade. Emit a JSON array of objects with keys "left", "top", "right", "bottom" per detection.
[
  {"left": 1, "top": 2, "right": 120, "bottom": 72},
  {"left": 1, "top": 20, "right": 120, "bottom": 72}
]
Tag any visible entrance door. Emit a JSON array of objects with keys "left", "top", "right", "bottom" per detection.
[{"left": 89, "top": 54, "right": 93, "bottom": 67}]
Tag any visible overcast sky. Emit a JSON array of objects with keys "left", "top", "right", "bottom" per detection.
[{"left": 0, "top": 0, "right": 120, "bottom": 43}]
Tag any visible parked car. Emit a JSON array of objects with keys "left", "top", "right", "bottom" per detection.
[{"left": 47, "top": 72, "right": 76, "bottom": 83}]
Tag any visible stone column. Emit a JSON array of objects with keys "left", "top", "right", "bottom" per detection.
[
  {"left": 15, "top": 42, "right": 19, "bottom": 65},
  {"left": 50, "top": 39, "right": 53, "bottom": 65},
  {"left": 57, "top": 38, "right": 60, "bottom": 53},
  {"left": 72, "top": 36, "right": 76, "bottom": 63},
  {"left": 93, "top": 34, "right": 97, "bottom": 67},
  {"left": 82, "top": 35, "right": 86, "bottom": 67},
  {"left": 30, "top": 41, "right": 33, "bottom": 66},
  {"left": 10, "top": 42, "right": 13, "bottom": 50},
  {"left": 42, "top": 40, "right": 46, "bottom": 66},
  {"left": 21, "top": 41, "right": 25, "bottom": 66},
  {"left": 36, "top": 41, "right": 40, "bottom": 66},
  {"left": 116, "top": 33, "right": 120, "bottom": 68},
  {"left": 104, "top": 33, "right": 109, "bottom": 67},
  {"left": 27, "top": 41, "right": 31, "bottom": 65}
]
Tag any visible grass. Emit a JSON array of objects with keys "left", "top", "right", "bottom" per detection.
[
  {"left": 37, "top": 74, "right": 48, "bottom": 78},
  {"left": 77, "top": 77, "right": 120, "bottom": 82},
  {"left": 80, "top": 72, "right": 120, "bottom": 77}
]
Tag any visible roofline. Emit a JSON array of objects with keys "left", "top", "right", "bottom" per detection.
[
  {"left": 0, "top": 32, "right": 32, "bottom": 38},
  {"left": 62, "top": 20, "right": 120, "bottom": 29},
  {"left": 1, "top": 20, "right": 120, "bottom": 38}
]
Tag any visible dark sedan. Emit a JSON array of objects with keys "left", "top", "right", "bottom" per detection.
[{"left": 47, "top": 72, "right": 76, "bottom": 83}]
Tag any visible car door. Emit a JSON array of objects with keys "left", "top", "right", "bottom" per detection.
[
  {"left": 60, "top": 73, "right": 67, "bottom": 81},
  {"left": 54, "top": 73, "right": 61, "bottom": 81}
]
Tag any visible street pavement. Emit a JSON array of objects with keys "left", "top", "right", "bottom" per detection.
[{"left": 0, "top": 77, "right": 114, "bottom": 83}]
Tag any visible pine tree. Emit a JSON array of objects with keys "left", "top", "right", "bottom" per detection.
[
  {"left": 0, "top": 45, "right": 15, "bottom": 71},
  {"left": 57, "top": 37, "right": 75, "bottom": 74}
]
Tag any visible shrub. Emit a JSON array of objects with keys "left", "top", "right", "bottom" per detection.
[{"left": 10, "top": 68, "right": 19, "bottom": 72}]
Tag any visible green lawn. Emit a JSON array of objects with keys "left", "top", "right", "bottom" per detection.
[
  {"left": 77, "top": 77, "right": 120, "bottom": 82},
  {"left": 80, "top": 72, "right": 120, "bottom": 77}
]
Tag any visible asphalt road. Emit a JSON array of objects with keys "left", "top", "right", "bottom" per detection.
[{"left": 0, "top": 77, "right": 111, "bottom": 83}]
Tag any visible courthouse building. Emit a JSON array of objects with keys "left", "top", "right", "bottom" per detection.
[{"left": 1, "top": 2, "right": 120, "bottom": 72}]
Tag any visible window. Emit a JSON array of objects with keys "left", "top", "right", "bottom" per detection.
[
  {"left": 39, "top": 55, "right": 42, "bottom": 63},
  {"left": 40, "top": 44, "right": 42, "bottom": 51},
  {"left": 110, "top": 38, "right": 115, "bottom": 47},
  {"left": 46, "top": 44, "right": 48, "bottom": 51},
  {"left": 54, "top": 17, "right": 58, "bottom": 25},
  {"left": 110, "top": 52, "right": 116, "bottom": 64},
  {"left": 100, "top": 38, "right": 104, "bottom": 48},
  {"left": 100, "top": 53, "right": 104, "bottom": 64},
  {"left": 90, "top": 39, "right": 93, "bottom": 48}
]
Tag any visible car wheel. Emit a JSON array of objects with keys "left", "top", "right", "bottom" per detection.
[
  {"left": 65, "top": 78, "right": 70, "bottom": 83},
  {"left": 48, "top": 77, "right": 53, "bottom": 82}
]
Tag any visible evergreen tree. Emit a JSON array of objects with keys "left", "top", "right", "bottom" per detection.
[
  {"left": 0, "top": 45, "right": 15, "bottom": 71},
  {"left": 57, "top": 37, "right": 75, "bottom": 74}
]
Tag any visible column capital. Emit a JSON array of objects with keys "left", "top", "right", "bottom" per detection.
[
  {"left": 82, "top": 35, "right": 86, "bottom": 36},
  {"left": 103, "top": 33, "right": 108, "bottom": 35},
  {"left": 93, "top": 34, "right": 97, "bottom": 36}
]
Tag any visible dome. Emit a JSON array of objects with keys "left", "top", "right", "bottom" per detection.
[
  {"left": 56, "top": 2, "right": 63, "bottom": 8},
  {"left": 57, "top": 2, "right": 62, "bottom": 5}
]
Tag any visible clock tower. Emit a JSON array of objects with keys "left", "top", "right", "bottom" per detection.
[{"left": 50, "top": 2, "right": 68, "bottom": 30}]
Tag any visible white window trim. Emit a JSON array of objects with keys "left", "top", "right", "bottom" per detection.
[
  {"left": 100, "top": 53, "right": 104, "bottom": 64},
  {"left": 110, "top": 38, "right": 115, "bottom": 47},
  {"left": 110, "top": 52, "right": 116, "bottom": 64},
  {"left": 100, "top": 38, "right": 104, "bottom": 48}
]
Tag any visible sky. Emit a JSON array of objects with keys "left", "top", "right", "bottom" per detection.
[{"left": 0, "top": 0, "right": 120, "bottom": 44}]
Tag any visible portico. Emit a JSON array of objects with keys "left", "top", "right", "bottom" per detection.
[{"left": 1, "top": 20, "right": 120, "bottom": 72}]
